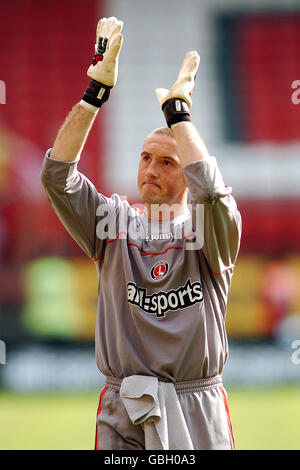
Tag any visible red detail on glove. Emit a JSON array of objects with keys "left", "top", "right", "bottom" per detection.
[{"left": 92, "top": 54, "right": 104, "bottom": 65}]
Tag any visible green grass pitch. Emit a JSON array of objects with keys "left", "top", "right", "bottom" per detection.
[{"left": 0, "top": 385, "right": 299, "bottom": 450}]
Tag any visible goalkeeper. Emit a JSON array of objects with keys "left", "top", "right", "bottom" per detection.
[{"left": 40, "top": 17, "right": 241, "bottom": 450}]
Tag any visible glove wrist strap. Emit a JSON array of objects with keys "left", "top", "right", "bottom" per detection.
[
  {"left": 82, "top": 79, "right": 112, "bottom": 109},
  {"left": 162, "top": 98, "right": 191, "bottom": 128}
]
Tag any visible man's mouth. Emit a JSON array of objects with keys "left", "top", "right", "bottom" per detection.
[{"left": 143, "top": 181, "right": 160, "bottom": 189}]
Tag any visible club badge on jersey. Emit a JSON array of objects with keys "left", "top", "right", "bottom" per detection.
[{"left": 151, "top": 261, "right": 169, "bottom": 280}]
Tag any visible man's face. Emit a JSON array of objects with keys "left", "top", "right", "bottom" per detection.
[{"left": 137, "top": 133, "right": 187, "bottom": 206}]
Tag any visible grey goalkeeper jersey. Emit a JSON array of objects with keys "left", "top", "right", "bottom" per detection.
[{"left": 40, "top": 149, "right": 241, "bottom": 382}]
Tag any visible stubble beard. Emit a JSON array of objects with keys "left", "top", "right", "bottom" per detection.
[{"left": 140, "top": 188, "right": 167, "bottom": 206}]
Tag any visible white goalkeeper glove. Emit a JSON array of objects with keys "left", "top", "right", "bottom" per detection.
[
  {"left": 81, "top": 17, "right": 123, "bottom": 113},
  {"left": 155, "top": 51, "right": 200, "bottom": 127}
]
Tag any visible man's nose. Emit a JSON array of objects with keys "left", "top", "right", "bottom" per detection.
[{"left": 145, "top": 160, "right": 159, "bottom": 177}]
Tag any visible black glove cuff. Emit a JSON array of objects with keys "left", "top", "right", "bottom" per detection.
[
  {"left": 162, "top": 98, "right": 191, "bottom": 128},
  {"left": 82, "top": 79, "right": 112, "bottom": 108}
]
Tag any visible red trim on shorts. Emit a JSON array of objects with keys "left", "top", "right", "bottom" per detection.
[
  {"left": 94, "top": 386, "right": 109, "bottom": 450},
  {"left": 219, "top": 386, "right": 235, "bottom": 449}
]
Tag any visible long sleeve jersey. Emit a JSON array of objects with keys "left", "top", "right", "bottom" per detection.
[{"left": 40, "top": 150, "right": 241, "bottom": 382}]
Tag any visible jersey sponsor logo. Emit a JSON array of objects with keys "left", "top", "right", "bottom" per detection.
[
  {"left": 145, "top": 232, "right": 174, "bottom": 243},
  {"left": 151, "top": 261, "right": 169, "bottom": 280},
  {"left": 127, "top": 278, "right": 203, "bottom": 318}
]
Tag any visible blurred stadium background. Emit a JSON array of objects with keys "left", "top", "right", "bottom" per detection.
[{"left": 1, "top": 0, "right": 300, "bottom": 450}]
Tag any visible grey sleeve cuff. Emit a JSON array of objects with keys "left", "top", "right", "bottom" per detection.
[
  {"left": 40, "top": 148, "right": 79, "bottom": 188},
  {"left": 45, "top": 148, "right": 78, "bottom": 164}
]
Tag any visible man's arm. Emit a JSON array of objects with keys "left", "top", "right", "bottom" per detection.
[
  {"left": 51, "top": 103, "right": 97, "bottom": 162},
  {"left": 155, "top": 51, "right": 209, "bottom": 166},
  {"left": 170, "top": 121, "right": 209, "bottom": 166},
  {"left": 156, "top": 51, "right": 242, "bottom": 296},
  {"left": 51, "top": 16, "right": 123, "bottom": 162},
  {"left": 40, "top": 17, "right": 124, "bottom": 260}
]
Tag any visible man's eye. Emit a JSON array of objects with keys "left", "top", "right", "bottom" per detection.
[
  {"left": 143, "top": 156, "right": 149, "bottom": 162},
  {"left": 164, "top": 160, "right": 171, "bottom": 166}
]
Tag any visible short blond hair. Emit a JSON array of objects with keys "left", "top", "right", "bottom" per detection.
[
  {"left": 148, "top": 126, "right": 175, "bottom": 139},
  {"left": 151, "top": 126, "right": 174, "bottom": 138}
]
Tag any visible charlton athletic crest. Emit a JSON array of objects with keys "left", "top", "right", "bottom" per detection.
[{"left": 151, "top": 261, "right": 169, "bottom": 280}]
